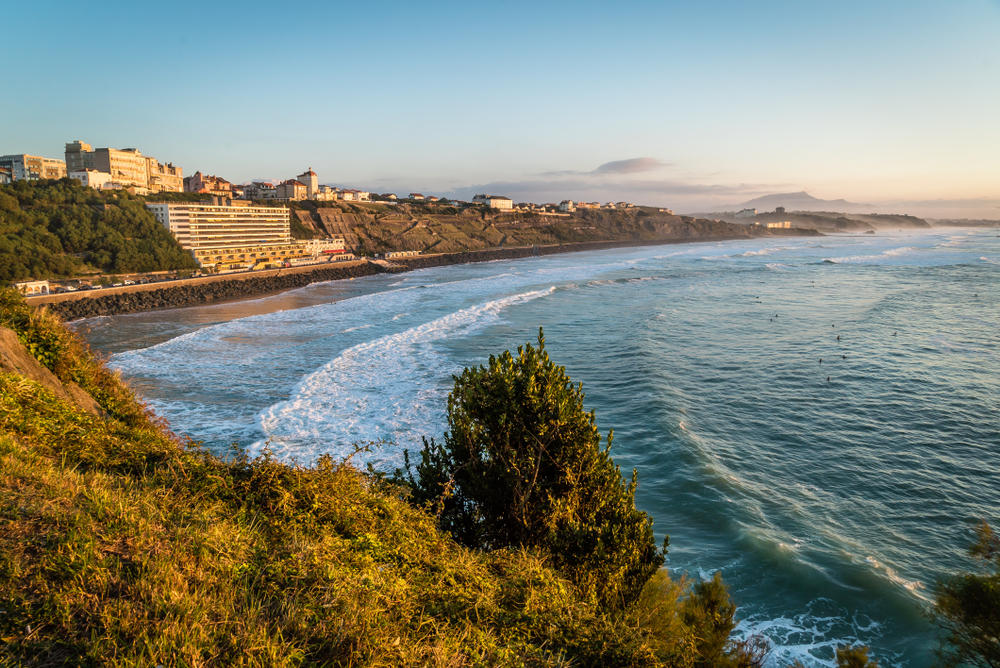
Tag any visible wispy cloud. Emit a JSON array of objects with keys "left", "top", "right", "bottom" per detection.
[
  {"left": 591, "top": 157, "right": 668, "bottom": 175},
  {"left": 443, "top": 177, "right": 786, "bottom": 208},
  {"left": 540, "top": 157, "right": 669, "bottom": 178}
]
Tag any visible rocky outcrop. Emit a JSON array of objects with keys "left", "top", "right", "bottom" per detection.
[{"left": 0, "top": 326, "right": 106, "bottom": 419}]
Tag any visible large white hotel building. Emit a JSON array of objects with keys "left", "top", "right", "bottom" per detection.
[{"left": 146, "top": 200, "right": 344, "bottom": 270}]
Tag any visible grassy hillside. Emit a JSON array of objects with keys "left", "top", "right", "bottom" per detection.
[
  {"left": 0, "top": 180, "right": 198, "bottom": 282},
  {"left": 0, "top": 288, "right": 779, "bottom": 667}
]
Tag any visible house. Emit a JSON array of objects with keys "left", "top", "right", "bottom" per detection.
[
  {"left": 244, "top": 182, "right": 278, "bottom": 200},
  {"left": 276, "top": 179, "right": 307, "bottom": 201},
  {"left": 409, "top": 193, "right": 425, "bottom": 200},
  {"left": 558, "top": 200, "right": 576, "bottom": 213},
  {"left": 184, "top": 172, "right": 232, "bottom": 196},
  {"left": 472, "top": 194, "right": 513, "bottom": 210},
  {"left": 382, "top": 193, "right": 397, "bottom": 200},
  {"left": 297, "top": 168, "right": 319, "bottom": 199}
]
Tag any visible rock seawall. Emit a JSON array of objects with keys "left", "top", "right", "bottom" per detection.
[
  {"left": 393, "top": 237, "right": 749, "bottom": 271},
  {"left": 43, "top": 262, "right": 383, "bottom": 321}
]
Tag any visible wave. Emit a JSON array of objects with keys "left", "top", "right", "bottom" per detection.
[
  {"left": 733, "top": 598, "right": 893, "bottom": 667},
  {"left": 822, "top": 247, "right": 919, "bottom": 264},
  {"left": 253, "top": 288, "right": 557, "bottom": 467},
  {"left": 981, "top": 256, "right": 999, "bottom": 265}
]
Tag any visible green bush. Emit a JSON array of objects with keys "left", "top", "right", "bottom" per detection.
[
  {"left": 405, "top": 328, "right": 665, "bottom": 611},
  {"left": 932, "top": 521, "right": 1000, "bottom": 667}
]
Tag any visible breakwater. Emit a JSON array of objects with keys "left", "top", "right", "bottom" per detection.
[
  {"left": 394, "top": 237, "right": 749, "bottom": 270},
  {"left": 35, "top": 262, "right": 382, "bottom": 321}
]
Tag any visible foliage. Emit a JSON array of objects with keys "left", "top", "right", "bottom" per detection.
[
  {"left": 0, "top": 179, "right": 197, "bottom": 281},
  {"left": 0, "top": 290, "right": 820, "bottom": 666},
  {"left": 932, "top": 521, "right": 1000, "bottom": 667},
  {"left": 0, "top": 289, "right": 771, "bottom": 667},
  {"left": 405, "top": 328, "right": 665, "bottom": 612}
]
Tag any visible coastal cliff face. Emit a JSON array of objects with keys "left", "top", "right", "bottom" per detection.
[{"left": 289, "top": 200, "right": 819, "bottom": 257}]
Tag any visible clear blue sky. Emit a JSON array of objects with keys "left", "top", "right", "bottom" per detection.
[{"left": 3, "top": 0, "right": 999, "bottom": 216}]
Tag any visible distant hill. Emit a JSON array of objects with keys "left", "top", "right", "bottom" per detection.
[{"left": 715, "top": 191, "right": 871, "bottom": 213}]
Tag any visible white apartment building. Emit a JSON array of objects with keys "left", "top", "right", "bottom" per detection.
[
  {"left": 69, "top": 169, "right": 114, "bottom": 190},
  {"left": 473, "top": 194, "right": 513, "bottom": 210},
  {"left": 299, "top": 237, "right": 347, "bottom": 255},
  {"left": 146, "top": 201, "right": 294, "bottom": 270},
  {"left": 558, "top": 200, "right": 576, "bottom": 212},
  {"left": 735, "top": 208, "right": 757, "bottom": 219}
]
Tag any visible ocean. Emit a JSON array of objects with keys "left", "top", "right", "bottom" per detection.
[{"left": 78, "top": 228, "right": 1000, "bottom": 666}]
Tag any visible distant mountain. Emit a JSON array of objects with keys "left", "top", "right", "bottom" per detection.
[{"left": 715, "top": 191, "right": 871, "bottom": 213}]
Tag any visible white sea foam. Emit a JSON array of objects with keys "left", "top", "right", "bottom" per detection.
[
  {"left": 733, "top": 599, "right": 895, "bottom": 667},
  {"left": 823, "top": 246, "right": 919, "bottom": 264},
  {"left": 981, "top": 256, "right": 999, "bottom": 264},
  {"left": 253, "top": 288, "right": 557, "bottom": 467}
]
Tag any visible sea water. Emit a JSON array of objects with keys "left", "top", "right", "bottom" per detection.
[{"left": 79, "top": 228, "right": 1000, "bottom": 666}]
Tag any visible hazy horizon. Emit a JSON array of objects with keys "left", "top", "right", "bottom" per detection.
[{"left": 3, "top": 0, "right": 999, "bottom": 218}]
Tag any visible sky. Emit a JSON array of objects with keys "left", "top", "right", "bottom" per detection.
[{"left": 3, "top": 0, "right": 1000, "bottom": 217}]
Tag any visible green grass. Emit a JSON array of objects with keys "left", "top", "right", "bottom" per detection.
[{"left": 0, "top": 288, "right": 765, "bottom": 667}]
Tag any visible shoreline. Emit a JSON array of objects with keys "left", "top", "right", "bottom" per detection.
[{"left": 29, "top": 231, "right": 816, "bottom": 321}]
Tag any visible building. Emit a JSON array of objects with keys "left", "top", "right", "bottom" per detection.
[
  {"left": 69, "top": 169, "right": 114, "bottom": 190},
  {"left": 473, "top": 194, "right": 513, "bottom": 210},
  {"left": 13, "top": 280, "right": 50, "bottom": 296},
  {"left": 184, "top": 172, "right": 232, "bottom": 196},
  {"left": 64, "top": 141, "right": 182, "bottom": 193},
  {"left": 146, "top": 199, "right": 298, "bottom": 271},
  {"left": 409, "top": 193, "right": 424, "bottom": 200},
  {"left": 276, "top": 179, "right": 307, "bottom": 201},
  {"left": 766, "top": 221, "right": 792, "bottom": 229},
  {"left": 385, "top": 250, "right": 421, "bottom": 258},
  {"left": 558, "top": 200, "right": 576, "bottom": 212},
  {"left": 0, "top": 166, "right": 10, "bottom": 184},
  {"left": 297, "top": 168, "right": 318, "bottom": 199},
  {"left": 243, "top": 182, "right": 278, "bottom": 200},
  {"left": 147, "top": 158, "right": 183, "bottom": 192},
  {"left": 383, "top": 193, "right": 397, "bottom": 200},
  {"left": 0, "top": 154, "right": 67, "bottom": 181},
  {"left": 299, "top": 237, "right": 347, "bottom": 256},
  {"left": 735, "top": 208, "right": 757, "bottom": 219},
  {"left": 775, "top": 206, "right": 786, "bottom": 214}
]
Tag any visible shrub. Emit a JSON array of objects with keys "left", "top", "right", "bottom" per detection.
[
  {"left": 405, "top": 328, "right": 665, "bottom": 611},
  {"left": 933, "top": 521, "right": 1000, "bottom": 667}
]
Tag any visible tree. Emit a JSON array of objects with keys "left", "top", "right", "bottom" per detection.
[
  {"left": 405, "top": 328, "right": 665, "bottom": 611},
  {"left": 933, "top": 521, "right": 1000, "bottom": 667}
]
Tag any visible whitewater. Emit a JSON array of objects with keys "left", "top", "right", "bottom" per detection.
[{"left": 79, "top": 228, "right": 1000, "bottom": 666}]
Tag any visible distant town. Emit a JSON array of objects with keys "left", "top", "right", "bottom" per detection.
[{"left": 1, "top": 142, "right": 667, "bottom": 295}]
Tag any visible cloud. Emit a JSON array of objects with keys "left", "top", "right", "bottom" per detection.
[
  {"left": 442, "top": 177, "right": 787, "bottom": 209},
  {"left": 591, "top": 157, "right": 667, "bottom": 175}
]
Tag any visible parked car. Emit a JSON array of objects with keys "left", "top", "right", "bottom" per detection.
[{"left": 123, "top": 280, "right": 135, "bottom": 285}]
